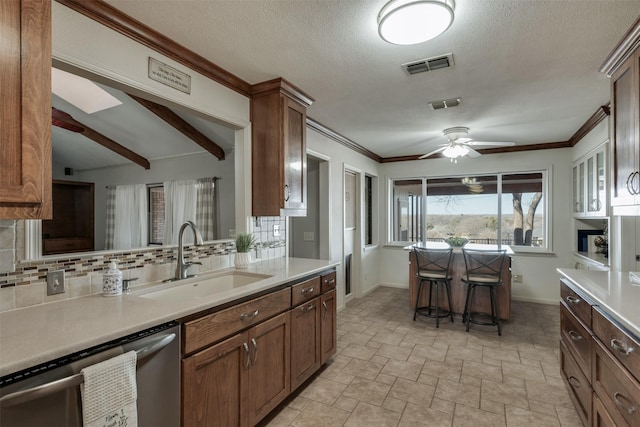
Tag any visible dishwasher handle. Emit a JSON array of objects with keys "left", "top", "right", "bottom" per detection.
[{"left": 0, "top": 332, "right": 176, "bottom": 408}]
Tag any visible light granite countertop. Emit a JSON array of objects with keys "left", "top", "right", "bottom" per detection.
[
  {"left": 0, "top": 257, "right": 339, "bottom": 377},
  {"left": 557, "top": 268, "right": 640, "bottom": 338}
]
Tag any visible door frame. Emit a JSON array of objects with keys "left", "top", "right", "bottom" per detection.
[{"left": 343, "top": 164, "right": 363, "bottom": 303}]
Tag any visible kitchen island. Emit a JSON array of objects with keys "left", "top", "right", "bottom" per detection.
[{"left": 407, "top": 243, "right": 513, "bottom": 320}]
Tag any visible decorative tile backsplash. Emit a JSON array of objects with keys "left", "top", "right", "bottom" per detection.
[{"left": 0, "top": 217, "right": 287, "bottom": 312}]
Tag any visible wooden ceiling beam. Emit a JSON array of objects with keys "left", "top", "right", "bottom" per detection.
[
  {"left": 129, "top": 94, "right": 225, "bottom": 160},
  {"left": 51, "top": 108, "right": 151, "bottom": 169}
]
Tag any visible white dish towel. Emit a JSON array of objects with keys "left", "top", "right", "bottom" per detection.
[{"left": 81, "top": 350, "right": 138, "bottom": 427}]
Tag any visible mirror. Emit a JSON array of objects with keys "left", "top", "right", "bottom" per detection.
[{"left": 25, "top": 65, "right": 237, "bottom": 259}]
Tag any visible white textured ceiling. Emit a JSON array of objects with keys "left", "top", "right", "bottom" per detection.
[
  {"left": 52, "top": 82, "right": 235, "bottom": 171},
  {"left": 99, "top": 0, "right": 640, "bottom": 159}
]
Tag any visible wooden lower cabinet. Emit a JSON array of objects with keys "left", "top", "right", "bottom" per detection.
[
  {"left": 183, "top": 312, "right": 291, "bottom": 427},
  {"left": 290, "top": 297, "right": 321, "bottom": 391},
  {"left": 182, "top": 332, "right": 248, "bottom": 427},
  {"left": 320, "top": 289, "right": 337, "bottom": 364},
  {"left": 248, "top": 312, "right": 290, "bottom": 426},
  {"left": 593, "top": 393, "right": 627, "bottom": 427}
]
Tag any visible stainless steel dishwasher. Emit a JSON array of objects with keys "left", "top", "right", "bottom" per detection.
[{"left": 0, "top": 322, "right": 180, "bottom": 427}]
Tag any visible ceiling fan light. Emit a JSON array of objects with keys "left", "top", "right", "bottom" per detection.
[
  {"left": 442, "top": 144, "right": 468, "bottom": 158},
  {"left": 378, "top": 0, "right": 455, "bottom": 45}
]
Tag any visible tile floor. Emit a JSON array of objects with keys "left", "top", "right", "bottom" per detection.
[{"left": 262, "top": 286, "right": 582, "bottom": 427}]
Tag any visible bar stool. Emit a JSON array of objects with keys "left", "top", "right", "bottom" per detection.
[
  {"left": 461, "top": 248, "right": 507, "bottom": 336},
  {"left": 412, "top": 247, "right": 454, "bottom": 327}
]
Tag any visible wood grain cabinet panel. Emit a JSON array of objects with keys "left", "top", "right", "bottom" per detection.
[
  {"left": 291, "top": 276, "right": 321, "bottom": 307},
  {"left": 560, "top": 302, "right": 592, "bottom": 381},
  {"left": 182, "top": 332, "right": 249, "bottom": 427},
  {"left": 247, "top": 312, "right": 290, "bottom": 426},
  {"left": 320, "top": 289, "right": 337, "bottom": 364},
  {"left": 0, "top": 0, "right": 52, "bottom": 219},
  {"left": 592, "top": 338, "right": 640, "bottom": 427},
  {"left": 560, "top": 340, "right": 592, "bottom": 427},
  {"left": 290, "top": 297, "right": 321, "bottom": 391},
  {"left": 321, "top": 271, "right": 337, "bottom": 293},
  {"left": 560, "top": 282, "right": 592, "bottom": 328},
  {"left": 250, "top": 78, "right": 313, "bottom": 217},
  {"left": 593, "top": 393, "right": 629, "bottom": 427},
  {"left": 593, "top": 307, "right": 640, "bottom": 383},
  {"left": 610, "top": 51, "right": 639, "bottom": 208},
  {"left": 184, "top": 287, "right": 290, "bottom": 354}
]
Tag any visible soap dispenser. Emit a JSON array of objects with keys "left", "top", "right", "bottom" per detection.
[{"left": 102, "top": 260, "right": 123, "bottom": 296}]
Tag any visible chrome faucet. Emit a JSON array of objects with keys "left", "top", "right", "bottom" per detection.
[{"left": 175, "top": 221, "right": 204, "bottom": 280}]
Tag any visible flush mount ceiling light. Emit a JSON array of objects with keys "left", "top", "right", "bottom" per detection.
[{"left": 378, "top": 0, "right": 455, "bottom": 45}]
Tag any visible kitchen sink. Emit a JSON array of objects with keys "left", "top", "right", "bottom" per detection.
[{"left": 135, "top": 271, "right": 272, "bottom": 303}]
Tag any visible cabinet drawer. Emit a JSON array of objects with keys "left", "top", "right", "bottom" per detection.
[
  {"left": 291, "top": 276, "right": 321, "bottom": 306},
  {"left": 321, "top": 271, "right": 336, "bottom": 293},
  {"left": 593, "top": 307, "right": 640, "bottom": 383},
  {"left": 561, "top": 281, "right": 592, "bottom": 328},
  {"left": 594, "top": 393, "right": 629, "bottom": 427},
  {"left": 560, "top": 302, "right": 592, "bottom": 381},
  {"left": 593, "top": 338, "right": 640, "bottom": 427},
  {"left": 184, "top": 288, "right": 291, "bottom": 354},
  {"left": 560, "top": 340, "right": 591, "bottom": 427}
]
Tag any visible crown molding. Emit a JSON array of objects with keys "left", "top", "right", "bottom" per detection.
[{"left": 55, "top": 0, "right": 251, "bottom": 96}]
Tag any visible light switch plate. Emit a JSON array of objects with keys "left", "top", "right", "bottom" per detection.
[
  {"left": 303, "top": 232, "right": 315, "bottom": 241},
  {"left": 47, "top": 270, "right": 65, "bottom": 295}
]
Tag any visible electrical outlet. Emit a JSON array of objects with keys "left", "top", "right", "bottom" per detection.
[
  {"left": 229, "top": 229, "right": 236, "bottom": 238},
  {"left": 273, "top": 225, "right": 280, "bottom": 237},
  {"left": 47, "top": 270, "right": 65, "bottom": 295},
  {"left": 512, "top": 274, "right": 523, "bottom": 283}
]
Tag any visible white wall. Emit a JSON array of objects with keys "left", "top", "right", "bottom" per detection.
[
  {"left": 379, "top": 148, "right": 574, "bottom": 305},
  {"left": 306, "top": 129, "right": 381, "bottom": 310}
]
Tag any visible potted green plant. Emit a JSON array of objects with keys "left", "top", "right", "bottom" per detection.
[{"left": 234, "top": 233, "right": 256, "bottom": 269}]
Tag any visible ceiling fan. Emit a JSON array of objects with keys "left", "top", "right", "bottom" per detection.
[{"left": 419, "top": 127, "right": 516, "bottom": 162}]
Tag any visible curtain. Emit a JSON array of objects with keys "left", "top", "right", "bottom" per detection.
[
  {"left": 104, "top": 186, "right": 116, "bottom": 250},
  {"left": 196, "top": 177, "right": 219, "bottom": 241},
  {"left": 163, "top": 179, "right": 197, "bottom": 245},
  {"left": 113, "top": 184, "right": 148, "bottom": 250}
]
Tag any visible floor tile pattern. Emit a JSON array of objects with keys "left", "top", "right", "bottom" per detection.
[{"left": 263, "top": 286, "right": 581, "bottom": 427}]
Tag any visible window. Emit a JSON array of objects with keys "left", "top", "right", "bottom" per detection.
[
  {"left": 148, "top": 185, "right": 165, "bottom": 245},
  {"left": 391, "top": 171, "right": 547, "bottom": 250},
  {"left": 365, "top": 175, "right": 380, "bottom": 245}
]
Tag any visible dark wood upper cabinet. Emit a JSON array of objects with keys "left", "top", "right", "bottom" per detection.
[
  {"left": 251, "top": 78, "right": 313, "bottom": 217},
  {"left": 0, "top": 0, "right": 52, "bottom": 219},
  {"left": 601, "top": 17, "right": 640, "bottom": 212}
]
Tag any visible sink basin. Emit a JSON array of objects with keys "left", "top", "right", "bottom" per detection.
[{"left": 136, "top": 271, "right": 272, "bottom": 303}]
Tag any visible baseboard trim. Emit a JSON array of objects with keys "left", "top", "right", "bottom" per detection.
[{"left": 512, "top": 295, "right": 558, "bottom": 305}]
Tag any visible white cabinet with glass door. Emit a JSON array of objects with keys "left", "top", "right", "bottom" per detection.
[{"left": 573, "top": 143, "right": 608, "bottom": 218}]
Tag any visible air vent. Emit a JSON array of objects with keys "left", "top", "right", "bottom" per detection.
[
  {"left": 429, "top": 97, "right": 462, "bottom": 110},
  {"left": 402, "top": 53, "right": 454, "bottom": 75}
]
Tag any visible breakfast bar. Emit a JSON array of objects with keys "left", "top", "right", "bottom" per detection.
[{"left": 406, "top": 243, "right": 513, "bottom": 320}]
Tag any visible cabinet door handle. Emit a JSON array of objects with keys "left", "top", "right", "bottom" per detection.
[
  {"left": 300, "top": 287, "right": 315, "bottom": 294},
  {"left": 301, "top": 303, "right": 314, "bottom": 312},
  {"left": 324, "top": 278, "right": 335, "bottom": 285},
  {"left": 568, "top": 376, "right": 581, "bottom": 388},
  {"left": 611, "top": 338, "right": 635, "bottom": 356},
  {"left": 243, "top": 342, "right": 250, "bottom": 369},
  {"left": 626, "top": 172, "right": 635, "bottom": 195},
  {"left": 251, "top": 338, "right": 258, "bottom": 365},
  {"left": 322, "top": 301, "right": 327, "bottom": 320},
  {"left": 613, "top": 391, "right": 637, "bottom": 415},
  {"left": 284, "top": 184, "right": 290, "bottom": 202},
  {"left": 565, "top": 295, "right": 580, "bottom": 304},
  {"left": 240, "top": 309, "right": 259, "bottom": 320},
  {"left": 634, "top": 171, "right": 640, "bottom": 195},
  {"left": 568, "top": 330, "right": 583, "bottom": 341}
]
